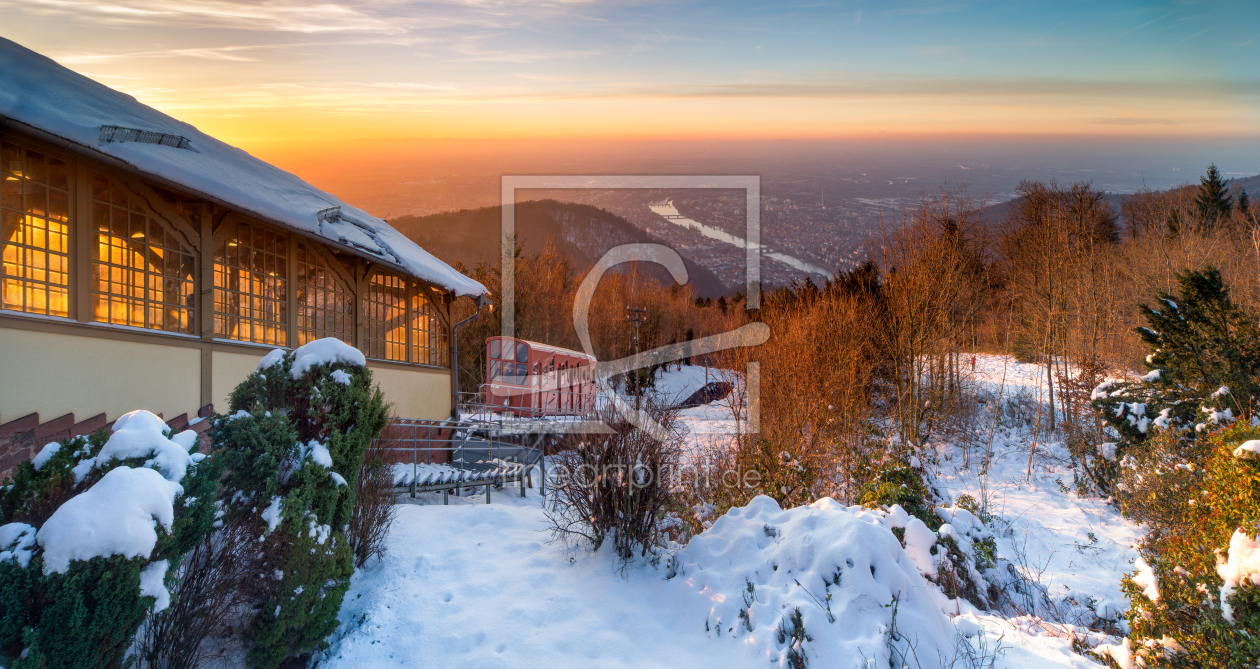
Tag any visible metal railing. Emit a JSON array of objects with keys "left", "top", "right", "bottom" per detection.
[{"left": 374, "top": 417, "right": 550, "bottom": 503}]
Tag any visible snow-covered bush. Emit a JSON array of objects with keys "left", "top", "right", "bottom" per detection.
[
  {"left": 1102, "top": 423, "right": 1260, "bottom": 668},
  {"left": 857, "top": 462, "right": 937, "bottom": 527},
  {"left": 548, "top": 400, "right": 682, "bottom": 560},
  {"left": 1091, "top": 266, "right": 1260, "bottom": 494},
  {"left": 0, "top": 412, "right": 221, "bottom": 669},
  {"left": 211, "top": 338, "right": 388, "bottom": 669},
  {"left": 669, "top": 496, "right": 962, "bottom": 668}
]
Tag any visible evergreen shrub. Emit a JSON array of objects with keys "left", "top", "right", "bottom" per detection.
[
  {"left": 212, "top": 341, "right": 388, "bottom": 668},
  {"left": 0, "top": 418, "right": 221, "bottom": 669}
]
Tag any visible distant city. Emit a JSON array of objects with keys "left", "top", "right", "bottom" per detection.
[{"left": 268, "top": 138, "right": 1260, "bottom": 289}]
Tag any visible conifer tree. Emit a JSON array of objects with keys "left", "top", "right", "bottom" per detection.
[
  {"left": 1092, "top": 266, "right": 1260, "bottom": 463},
  {"left": 1195, "top": 163, "right": 1234, "bottom": 229}
]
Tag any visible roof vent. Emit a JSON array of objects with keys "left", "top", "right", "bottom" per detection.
[
  {"left": 316, "top": 206, "right": 342, "bottom": 223},
  {"left": 99, "top": 125, "right": 192, "bottom": 150}
]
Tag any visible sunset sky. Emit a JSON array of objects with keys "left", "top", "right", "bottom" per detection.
[{"left": 3, "top": 0, "right": 1257, "bottom": 149}]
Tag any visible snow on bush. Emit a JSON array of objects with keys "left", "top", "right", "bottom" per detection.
[
  {"left": 95, "top": 410, "right": 200, "bottom": 483},
  {"left": 1215, "top": 529, "right": 1260, "bottom": 623},
  {"left": 1132, "top": 556, "right": 1160, "bottom": 603},
  {"left": 0, "top": 522, "right": 36, "bottom": 568},
  {"left": 35, "top": 466, "right": 182, "bottom": 574},
  {"left": 670, "top": 496, "right": 957, "bottom": 668},
  {"left": 259, "top": 337, "right": 366, "bottom": 380},
  {"left": 139, "top": 559, "right": 172, "bottom": 612}
]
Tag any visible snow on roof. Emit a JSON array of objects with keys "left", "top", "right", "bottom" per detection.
[{"left": 0, "top": 37, "right": 486, "bottom": 298}]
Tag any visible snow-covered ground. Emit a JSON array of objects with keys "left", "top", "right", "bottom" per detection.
[{"left": 320, "top": 356, "right": 1139, "bottom": 668}]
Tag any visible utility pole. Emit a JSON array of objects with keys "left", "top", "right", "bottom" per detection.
[{"left": 627, "top": 306, "right": 646, "bottom": 408}]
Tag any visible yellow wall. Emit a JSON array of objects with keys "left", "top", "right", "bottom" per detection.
[
  {"left": 0, "top": 325, "right": 452, "bottom": 424},
  {"left": 369, "top": 364, "right": 452, "bottom": 420},
  {"left": 212, "top": 348, "right": 268, "bottom": 413},
  {"left": 214, "top": 349, "right": 452, "bottom": 420},
  {"left": 0, "top": 327, "right": 201, "bottom": 422}
]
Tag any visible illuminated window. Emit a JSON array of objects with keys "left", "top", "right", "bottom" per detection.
[
  {"left": 296, "top": 242, "right": 353, "bottom": 345},
  {"left": 363, "top": 272, "right": 449, "bottom": 366},
  {"left": 214, "top": 222, "right": 287, "bottom": 345},
  {"left": 411, "top": 288, "right": 448, "bottom": 366},
  {"left": 90, "top": 172, "right": 195, "bottom": 333},
  {"left": 1, "top": 141, "right": 69, "bottom": 316},
  {"left": 363, "top": 273, "right": 406, "bottom": 361}
]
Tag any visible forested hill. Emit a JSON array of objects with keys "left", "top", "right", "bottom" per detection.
[
  {"left": 389, "top": 199, "right": 729, "bottom": 297},
  {"left": 976, "top": 173, "right": 1257, "bottom": 229}
]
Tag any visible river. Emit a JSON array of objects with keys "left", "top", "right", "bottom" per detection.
[{"left": 646, "top": 200, "right": 829, "bottom": 277}]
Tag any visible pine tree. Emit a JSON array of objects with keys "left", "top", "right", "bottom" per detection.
[
  {"left": 1092, "top": 266, "right": 1260, "bottom": 455},
  {"left": 1195, "top": 163, "right": 1234, "bottom": 229}
]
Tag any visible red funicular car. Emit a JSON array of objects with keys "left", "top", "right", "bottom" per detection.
[{"left": 485, "top": 336, "right": 597, "bottom": 416}]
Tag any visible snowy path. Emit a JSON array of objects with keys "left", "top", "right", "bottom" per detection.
[{"left": 321, "top": 488, "right": 755, "bottom": 669}]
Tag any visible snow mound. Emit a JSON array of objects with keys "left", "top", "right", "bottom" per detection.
[
  {"left": 290, "top": 338, "right": 366, "bottom": 379},
  {"left": 671, "top": 496, "right": 956, "bottom": 668},
  {"left": 36, "top": 466, "right": 183, "bottom": 574},
  {"left": 96, "top": 410, "right": 197, "bottom": 483}
]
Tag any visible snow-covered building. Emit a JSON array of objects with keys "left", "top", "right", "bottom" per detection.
[{"left": 0, "top": 37, "right": 487, "bottom": 472}]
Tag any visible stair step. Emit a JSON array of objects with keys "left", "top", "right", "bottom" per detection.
[
  {"left": 70, "top": 413, "right": 108, "bottom": 439},
  {"left": 0, "top": 413, "right": 38, "bottom": 441},
  {"left": 35, "top": 413, "right": 75, "bottom": 443}
]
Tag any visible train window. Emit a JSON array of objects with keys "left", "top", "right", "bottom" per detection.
[
  {"left": 489, "top": 339, "right": 500, "bottom": 360},
  {"left": 516, "top": 363, "right": 528, "bottom": 384},
  {"left": 489, "top": 359, "right": 500, "bottom": 382},
  {"left": 516, "top": 343, "right": 528, "bottom": 363}
]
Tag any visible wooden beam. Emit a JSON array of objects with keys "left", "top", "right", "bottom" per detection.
[
  {"left": 73, "top": 154, "right": 92, "bottom": 323},
  {"left": 111, "top": 169, "right": 201, "bottom": 252}
]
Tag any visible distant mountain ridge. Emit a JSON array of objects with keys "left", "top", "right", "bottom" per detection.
[{"left": 389, "top": 199, "right": 730, "bottom": 297}]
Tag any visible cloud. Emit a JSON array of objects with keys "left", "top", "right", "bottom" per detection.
[
  {"left": 55, "top": 46, "right": 264, "bottom": 64},
  {"left": 1090, "top": 117, "right": 1179, "bottom": 126},
  {"left": 530, "top": 74, "right": 1258, "bottom": 102},
  {"left": 6, "top": 0, "right": 409, "bottom": 34}
]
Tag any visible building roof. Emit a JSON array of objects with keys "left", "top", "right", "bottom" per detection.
[{"left": 0, "top": 37, "right": 487, "bottom": 299}]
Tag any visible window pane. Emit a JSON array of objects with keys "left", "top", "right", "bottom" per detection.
[
  {"left": 294, "top": 240, "right": 355, "bottom": 345},
  {"left": 90, "top": 171, "right": 195, "bottom": 333},
  {"left": 1, "top": 143, "right": 70, "bottom": 317}
]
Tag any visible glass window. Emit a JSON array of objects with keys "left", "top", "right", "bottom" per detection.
[
  {"left": 1, "top": 141, "right": 69, "bottom": 317},
  {"left": 363, "top": 271, "right": 449, "bottom": 366},
  {"left": 90, "top": 172, "right": 195, "bottom": 333},
  {"left": 489, "top": 339, "right": 501, "bottom": 360},
  {"left": 296, "top": 242, "right": 352, "bottom": 346},
  {"left": 516, "top": 343, "right": 529, "bottom": 363},
  {"left": 489, "top": 359, "right": 500, "bottom": 382},
  {"left": 214, "top": 221, "right": 287, "bottom": 345},
  {"left": 364, "top": 273, "right": 406, "bottom": 361},
  {"left": 411, "top": 289, "right": 448, "bottom": 366}
]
